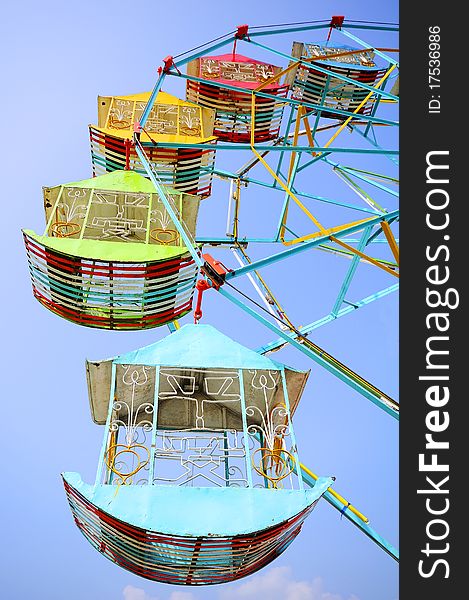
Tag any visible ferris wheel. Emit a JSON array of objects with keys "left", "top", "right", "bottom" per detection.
[{"left": 22, "top": 15, "right": 399, "bottom": 586}]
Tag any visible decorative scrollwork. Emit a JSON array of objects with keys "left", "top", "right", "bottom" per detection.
[
  {"left": 105, "top": 443, "right": 150, "bottom": 485},
  {"left": 251, "top": 447, "right": 295, "bottom": 489},
  {"left": 50, "top": 221, "right": 81, "bottom": 237},
  {"left": 150, "top": 228, "right": 178, "bottom": 245},
  {"left": 105, "top": 365, "right": 154, "bottom": 485}
]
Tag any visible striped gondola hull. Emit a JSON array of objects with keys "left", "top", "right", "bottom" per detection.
[
  {"left": 24, "top": 231, "right": 198, "bottom": 330},
  {"left": 89, "top": 127, "right": 216, "bottom": 198},
  {"left": 293, "top": 64, "right": 387, "bottom": 119},
  {"left": 186, "top": 81, "right": 288, "bottom": 143},
  {"left": 63, "top": 477, "right": 318, "bottom": 586}
]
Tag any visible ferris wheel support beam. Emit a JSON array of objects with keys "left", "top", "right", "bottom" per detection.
[
  {"left": 210, "top": 166, "right": 381, "bottom": 216},
  {"left": 349, "top": 124, "right": 399, "bottom": 166},
  {"left": 257, "top": 283, "right": 399, "bottom": 353},
  {"left": 224, "top": 209, "right": 399, "bottom": 280},
  {"left": 142, "top": 140, "right": 398, "bottom": 156},
  {"left": 139, "top": 70, "right": 166, "bottom": 129},
  {"left": 300, "top": 464, "right": 399, "bottom": 561},
  {"left": 329, "top": 162, "right": 399, "bottom": 199},
  {"left": 217, "top": 285, "right": 398, "bottom": 419},
  {"left": 331, "top": 227, "right": 372, "bottom": 316},
  {"left": 339, "top": 28, "right": 399, "bottom": 66},
  {"left": 246, "top": 22, "right": 398, "bottom": 39}
]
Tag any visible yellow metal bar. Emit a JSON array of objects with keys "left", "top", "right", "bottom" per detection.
[
  {"left": 282, "top": 216, "right": 375, "bottom": 246},
  {"left": 232, "top": 179, "right": 241, "bottom": 240},
  {"left": 300, "top": 462, "right": 369, "bottom": 523},
  {"left": 287, "top": 107, "right": 305, "bottom": 183},
  {"left": 279, "top": 106, "right": 306, "bottom": 240},
  {"left": 301, "top": 110, "right": 316, "bottom": 154},
  {"left": 250, "top": 91, "right": 326, "bottom": 235},
  {"left": 380, "top": 220, "right": 400, "bottom": 265},
  {"left": 330, "top": 236, "right": 399, "bottom": 278},
  {"left": 323, "top": 64, "right": 397, "bottom": 150}
]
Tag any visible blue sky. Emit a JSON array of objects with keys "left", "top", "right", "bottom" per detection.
[{"left": 2, "top": 1, "right": 398, "bottom": 599}]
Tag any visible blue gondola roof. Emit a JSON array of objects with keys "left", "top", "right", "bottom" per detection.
[{"left": 112, "top": 324, "right": 298, "bottom": 371}]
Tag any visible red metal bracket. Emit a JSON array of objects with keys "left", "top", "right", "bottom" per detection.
[
  {"left": 330, "top": 15, "right": 345, "bottom": 28},
  {"left": 193, "top": 255, "right": 233, "bottom": 322},
  {"left": 193, "top": 279, "right": 212, "bottom": 323},
  {"left": 163, "top": 56, "right": 175, "bottom": 73},
  {"left": 235, "top": 24, "right": 249, "bottom": 40},
  {"left": 201, "top": 253, "right": 232, "bottom": 290}
]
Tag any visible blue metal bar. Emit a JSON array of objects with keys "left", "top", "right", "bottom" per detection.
[
  {"left": 290, "top": 185, "right": 378, "bottom": 215},
  {"left": 238, "top": 369, "right": 253, "bottom": 487},
  {"left": 350, "top": 124, "right": 399, "bottom": 166},
  {"left": 297, "top": 152, "right": 331, "bottom": 172},
  {"left": 247, "top": 23, "right": 330, "bottom": 38},
  {"left": 140, "top": 70, "right": 166, "bottom": 129},
  {"left": 331, "top": 227, "right": 372, "bottom": 316},
  {"left": 331, "top": 164, "right": 399, "bottom": 199},
  {"left": 148, "top": 366, "right": 160, "bottom": 484},
  {"left": 171, "top": 36, "right": 236, "bottom": 70},
  {"left": 342, "top": 23, "right": 399, "bottom": 33},
  {"left": 280, "top": 369, "right": 304, "bottom": 490},
  {"left": 217, "top": 286, "right": 398, "bottom": 419},
  {"left": 246, "top": 39, "right": 399, "bottom": 101},
  {"left": 257, "top": 284, "right": 399, "bottom": 354},
  {"left": 300, "top": 466, "right": 399, "bottom": 561},
  {"left": 134, "top": 141, "right": 203, "bottom": 268},
  {"left": 274, "top": 104, "right": 296, "bottom": 189},
  {"left": 340, "top": 28, "right": 399, "bottom": 66},
  {"left": 246, "top": 22, "right": 398, "bottom": 38},
  {"left": 141, "top": 140, "right": 399, "bottom": 156},
  {"left": 197, "top": 236, "right": 277, "bottom": 244},
  {"left": 224, "top": 210, "right": 399, "bottom": 280},
  {"left": 95, "top": 362, "right": 116, "bottom": 487},
  {"left": 276, "top": 152, "right": 300, "bottom": 240}
]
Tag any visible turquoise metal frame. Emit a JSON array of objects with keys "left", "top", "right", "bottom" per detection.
[{"left": 131, "top": 18, "right": 399, "bottom": 561}]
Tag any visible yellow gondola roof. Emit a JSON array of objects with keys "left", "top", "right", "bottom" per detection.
[{"left": 93, "top": 90, "right": 217, "bottom": 144}]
